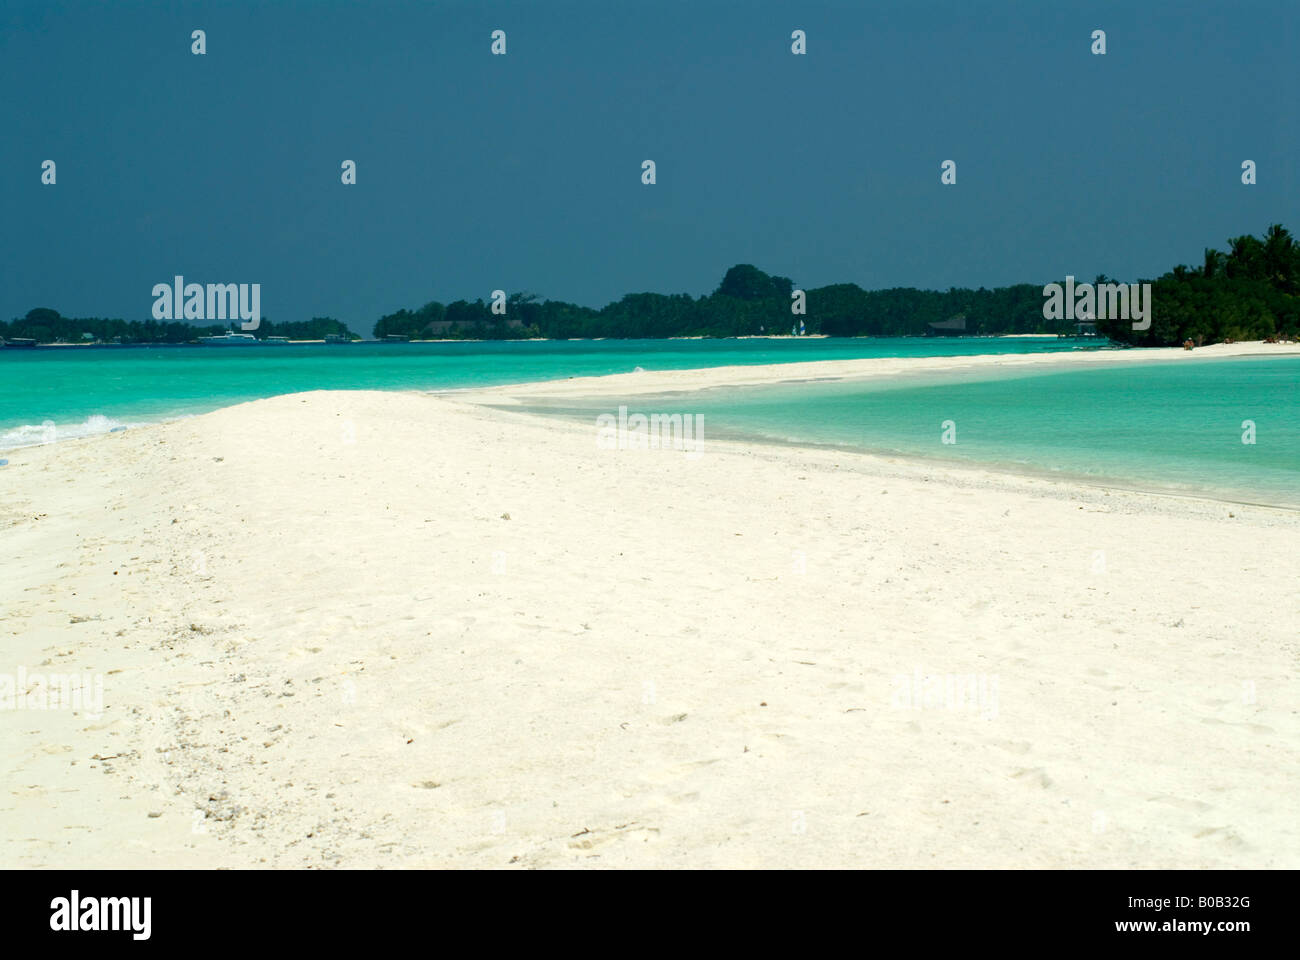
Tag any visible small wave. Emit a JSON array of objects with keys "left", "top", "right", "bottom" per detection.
[{"left": 0, "top": 414, "right": 137, "bottom": 450}]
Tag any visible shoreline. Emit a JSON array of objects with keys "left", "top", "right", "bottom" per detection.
[
  {"left": 6, "top": 344, "right": 1297, "bottom": 510},
  {"left": 584, "top": 419, "right": 1300, "bottom": 513},
  {"left": 3, "top": 389, "right": 1296, "bottom": 868},
  {"left": 448, "top": 341, "right": 1299, "bottom": 402},
  {"left": 0, "top": 333, "right": 1065, "bottom": 348},
  {"left": 440, "top": 342, "right": 1300, "bottom": 510},
  {"left": 8, "top": 394, "right": 1295, "bottom": 512}
]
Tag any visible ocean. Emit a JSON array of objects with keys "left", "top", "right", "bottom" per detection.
[
  {"left": 0, "top": 336, "right": 1089, "bottom": 443},
  {"left": 513, "top": 354, "right": 1300, "bottom": 508},
  {"left": 3, "top": 338, "right": 1295, "bottom": 506}
]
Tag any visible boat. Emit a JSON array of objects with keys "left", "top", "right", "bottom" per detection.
[
  {"left": 1, "top": 338, "right": 37, "bottom": 348},
  {"left": 324, "top": 334, "right": 352, "bottom": 344},
  {"left": 197, "top": 331, "right": 260, "bottom": 346},
  {"left": 264, "top": 336, "right": 291, "bottom": 344}
]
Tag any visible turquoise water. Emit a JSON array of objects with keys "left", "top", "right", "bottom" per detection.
[
  {"left": 4, "top": 338, "right": 1293, "bottom": 506},
  {"left": 0, "top": 337, "right": 1092, "bottom": 444},
  {"left": 521, "top": 356, "right": 1300, "bottom": 507}
]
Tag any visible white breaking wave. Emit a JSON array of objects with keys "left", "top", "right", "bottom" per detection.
[{"left": 0, "top": 414, "right": 137, "bottom": 450}]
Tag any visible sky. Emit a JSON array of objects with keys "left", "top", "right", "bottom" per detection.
[{"left": 2, "top": 0, "right": 1296, "bottom": 335}]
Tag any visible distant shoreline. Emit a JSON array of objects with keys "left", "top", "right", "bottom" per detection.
[
  {"left": 7, "top": 332, "right": 1077, "bottom": 349},
  {"left": 452, "top": 339, "right": 1300, "bottom": 403}
]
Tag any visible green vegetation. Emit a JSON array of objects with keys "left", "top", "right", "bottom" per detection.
[
  {"left": 6, "top": 226, "right": 1297, "bottom": 345},
  {"left": 0, "top": 307, "right": 219, "bottom": 344},
  {"left": 0, "top": 310, "right": 358, "bottom": 345},
  {"left": 258, "top": 317, "right": 356, "bottom": 341},
  {"left": 373, "top": 266, "right": 1054, "bottom": 340},
  {"left": 1097, "top": 224, "right": 1300, "bottom": 346}
]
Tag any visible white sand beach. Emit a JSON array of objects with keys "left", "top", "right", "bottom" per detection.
[
  {"left": 456, "top": 340, "right": 1300, "bottom": 403},
  {"left": 2, "top": 348, "right": 1297, "bottom": 869}
]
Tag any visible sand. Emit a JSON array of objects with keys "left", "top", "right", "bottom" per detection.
[
  {"left": 2, "top": 348, "right": 1297, "bottom": 868},
  {"left": 453, "top": 340, "right": 1300, "bottom": 403}
]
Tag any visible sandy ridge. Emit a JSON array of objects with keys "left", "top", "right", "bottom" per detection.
[{"left": 1, "top": 379, "right": 1296, "bottom": 868}]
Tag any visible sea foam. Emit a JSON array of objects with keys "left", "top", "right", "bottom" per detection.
[{"left": 0, "top": 414, "right": 136, "bottom": 450}]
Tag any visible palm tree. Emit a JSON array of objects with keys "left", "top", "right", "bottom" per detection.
[
  {"left": 1201, "top": 248, "right": 1223, "bottom": 279},
  {"left": 1263, "top": 224, "right": 1295, "bottom": 289},
  {"left": 1226, "top": 235, "right": 1263, "bottom": 279}
]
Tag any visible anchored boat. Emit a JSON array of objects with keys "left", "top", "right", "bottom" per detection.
[{"left": 197, "top": 331, "right": 260, "bottom": 345}]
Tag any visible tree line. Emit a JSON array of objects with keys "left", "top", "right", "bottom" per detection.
[
  {"left": 0, "top": 310, "right": 356, "bottom": 344},
  {"left": 1096, "top": 224, "right": 1300, "bottom": 345},
  {"left": 371, "top": 267, "right": 1056, "bottom": 341},
  {"left": 6, "top": 225, "right": 1297, "bottom": 346}
]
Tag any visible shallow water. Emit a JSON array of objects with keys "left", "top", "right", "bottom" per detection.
[
  {"left": 0, "top": 337, "right": 1097, "bottom": 446},
  {"left": 517, "top": 355, "right": 1300, "bottom": 507}
]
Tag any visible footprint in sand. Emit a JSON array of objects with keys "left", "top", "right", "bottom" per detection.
[
  {"left": 1193, "top": 826, "right": 1247, "bottom": 848},
  {"left": 1200, "top": 717, "right": 1274, "bottom": 734},
  {"left": 1147, "top": 795, "right": 1213, "bottom": 813},
  {"left": 1010, "top": 766, "right": 1052, "bottom": 788},
  {"left": 567, "top": 822, "right": 661, "bottom": 851},
  {"left": 638, "top": 758, "right": 720, "bottom": 787}
]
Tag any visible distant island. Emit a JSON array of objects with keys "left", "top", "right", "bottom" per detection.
[
  {"left": 4, "top": 225, "right": 1296, "bottom": 348},
  {"left": 0, "top": 314, "right": 360, "bottom": 348}
]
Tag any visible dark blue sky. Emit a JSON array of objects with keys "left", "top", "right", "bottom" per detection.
[{"left": 3, "top": 0, "right": 1296, "bottom": 334}]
